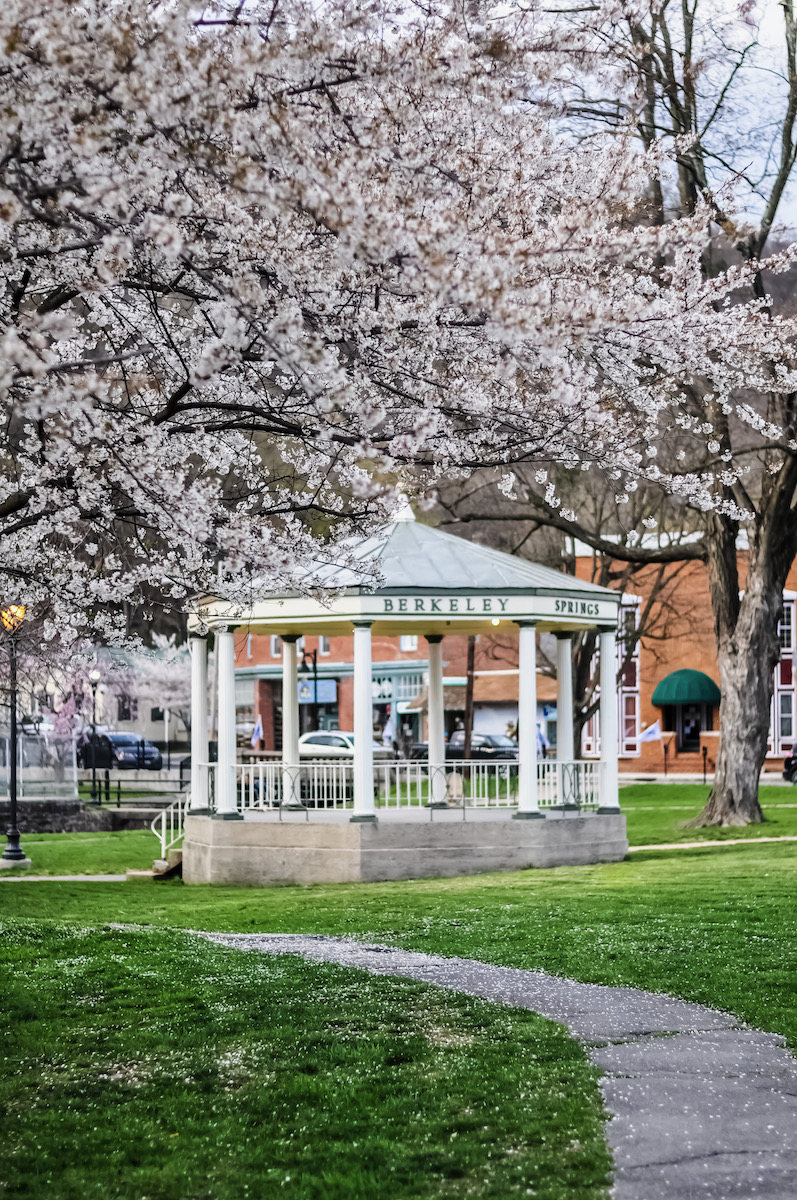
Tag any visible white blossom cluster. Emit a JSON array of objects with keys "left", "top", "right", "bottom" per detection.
[{"left": 1, "top": 0, "right": 796, "bottom": 641}]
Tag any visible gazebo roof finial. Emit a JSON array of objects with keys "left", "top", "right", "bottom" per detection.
[{"left": 391, "top": 494, "right": 415, "bottom": 522}]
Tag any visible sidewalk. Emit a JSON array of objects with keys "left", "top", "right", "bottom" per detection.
[
  {"left": 0, "top": 873, "right": 126, "bottom": 882},
  {"left": 630, "top": 835, "right": 797, "bottom": 852}
]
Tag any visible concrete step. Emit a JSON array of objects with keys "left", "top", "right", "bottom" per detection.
[{"left": 126, "top": 851, "right": 182, "bottom": 882}]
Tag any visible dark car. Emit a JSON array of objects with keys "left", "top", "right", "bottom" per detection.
[
  {"left": 411, "top": 732, "right": 519, "bottom": 762},
  {"left": 783, "top": 752, "right": 797, "bottom": 783},
  {"left": 446, "top": 731, "right": 519, "bottom": 761},
  {"left": 79, "top": 732, "right": 163, "bottom": 771}
]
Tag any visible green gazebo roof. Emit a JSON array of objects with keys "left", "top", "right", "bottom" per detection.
[
  {"left": 651, "top": 669, "right": 721, "bottom": 707},
  {"left": 304, "top": 520, "right": 614, "bottom": 597}
]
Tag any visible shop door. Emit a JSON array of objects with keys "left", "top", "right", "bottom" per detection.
[{"left": 678, "top": 704, "right": 702, "bottom": 752}]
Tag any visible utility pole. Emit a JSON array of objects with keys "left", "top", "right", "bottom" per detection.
[{"left": 463, "top": 635, "right": 475, "bottom": 760}]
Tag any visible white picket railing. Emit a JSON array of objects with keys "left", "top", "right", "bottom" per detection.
[
  {"left": 152, "top": 758, "right": 606, "bottom": 850},
  {"left": 235, "top": 760, "right": 353, "bottom": 811},
  {"left": 373, "top": 760, "right": 520, "bottom": 808},
  {"left": 537, "top": 759, "right": 601, "bottom": 809},
  {"left": 198, "top": 758, "right": 602, "bottom": 813}
]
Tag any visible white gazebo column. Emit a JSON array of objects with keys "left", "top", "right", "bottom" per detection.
[
  {"left": 351, "top": 622, "right": 376, "bottom": 821},
  {"left": 598, "top": 626, "right": 621, "bottom": 813},
  {"left": 281, "top": 634, "right": 302, "bottom": 808},
  {"left": 190, "top": 635, "right": 209, "bottom": 810},
  {"left": 514, "top": 622, "right": 543, "bottom": 819},
  {"left": 426, "top": 635, "right": 446, "bottom": 806},
  {"left": 556, "top": 634, "right": 574, "bottom": 763},
  {"left": 215, "top": 627, "right": 241, "bottom": 818}
]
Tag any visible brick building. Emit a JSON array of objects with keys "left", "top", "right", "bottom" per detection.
[
  {"left": 576, "top": 550, "right": 797, "bottom": 776},
  {"left": 234, "top": 629, "right": 558, "bottom": 750}
]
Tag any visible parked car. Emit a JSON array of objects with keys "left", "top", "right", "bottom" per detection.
[
  {"left": 297, "top": 731, "right": 391, "bottom": 761},
  {"left": 447, "top": 731, "right": 519, "bottom": 761},
  {"left": 78, "top": 732, "right": 163, "bottom": 771},
  {"left": 412, "top": 732, "right": 519, "bottom": 762},
  {"left": 783, "top": 752, "right": 797, "bottom": 783}
]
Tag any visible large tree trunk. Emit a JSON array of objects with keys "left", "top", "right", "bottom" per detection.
[
  {"left": 692, "top": 465, "right": 797, "bottom": 826},
  {"left": 696, "top": 595, "right": 780, "bottom": 826}
]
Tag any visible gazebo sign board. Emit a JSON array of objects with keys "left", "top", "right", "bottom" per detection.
[{"left": 181, "top": 518, "right": 628, "bottom": 886}]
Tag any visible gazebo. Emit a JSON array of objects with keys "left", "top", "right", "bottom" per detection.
[{"left": 182, "top": 517, "right": 628, "bottom": 884}]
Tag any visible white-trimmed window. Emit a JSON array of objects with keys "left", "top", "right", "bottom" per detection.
[
  {"left": 270, "top": 635, "right": 281, "bottom": 658},
  {"left": 395, "top": 673, "right": 424, "bottom": 701},
  {"left": 400, "top": 634, "right": 418, "bottom": 652},
  {"left": 319, "top": 636, "right": 331, "bottom": 655},
  {"left": 770, "top": 596, "right": 795, "bottom": 755},
  {"left": 581, "top": 599, "right": 641, "bottom": 757}
]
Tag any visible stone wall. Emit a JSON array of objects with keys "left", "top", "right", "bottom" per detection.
[
  {"left": 183, "top": 810, "right": 629, "bottom": 886},
  {"left": 0, "top": 800, "right": 113, "bottom": 834}
]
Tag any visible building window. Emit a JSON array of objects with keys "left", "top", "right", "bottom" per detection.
[
  {"left": 400, "top": 634, "right": 418, "bottom": 652},
  {"left": 372, "top": 677, "right": 393, "bottom": 700},
  {"left": 623, "top": 694, "right": 639, "bottom": 746},
  {"left": 580, "top": 600, "right": 641, "bottom": 757},
  {"left": 117, "top": 694, "right": 138, "bottom": 722},
  {"left": 270, "top": 635, "right": 282, "bottom": 658},
  {"left": 151, "top": 706, "right": 164, "bottom": 722},
  {"left": 779, "top": 605, "right": 794, "bottom": 651},
  {"left": 771, "top": 597, "right": 796, "bottom": 754},
  {"left": 395, "top": 673, "right": 424, "bottom": 701},
  {"left": 246, "top": 634, "right": 253, "bottom": 659},
  {"left": 319, "top": 636, "right": 331, "bottom": 656}
]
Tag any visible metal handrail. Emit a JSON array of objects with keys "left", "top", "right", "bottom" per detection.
[{"left": 151, "top": 792, "right": 191, "bottom": 859}]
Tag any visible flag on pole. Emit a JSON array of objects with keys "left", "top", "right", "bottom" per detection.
[
  {"left": 640, "top": 721, "right": 662, "bottom": 743},
  {"left": 251, "top": 713, "right": 264, "bottom": 748}
]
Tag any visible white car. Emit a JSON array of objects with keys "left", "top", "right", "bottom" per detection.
[{"left": 298, "top": 731, "right": 391, "bottom": 760}]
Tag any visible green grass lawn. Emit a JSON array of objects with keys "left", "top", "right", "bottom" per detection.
[
  {"left": 620, "top": 782, "right": 797, "bottom": 844},
  {"left": 4, "top": 792, "right": 797, "bottom": 1198},
  {"left": 7, "top": 783, "right": 797, "bottom": 879},
  {"left": 2, "top": 829, "right": 155, "bottom": 875},
  {"left": 3, "top": 841, "right": 797, "bottom": 1047},
  {"left": 1, "top": 922, "right": 610, "bottom": 1200}
]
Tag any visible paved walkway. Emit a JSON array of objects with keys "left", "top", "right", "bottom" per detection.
[
  {"left": 630, "top": 835, "right": 797, "bottom": 851},
  {"left": 203, "top": 933, "right": 797, "bottom": 1200},
  {"left": 0, "top": 874, "right": 126, "bottom": 882}
]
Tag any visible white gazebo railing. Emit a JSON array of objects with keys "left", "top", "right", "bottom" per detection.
[
  {"left": 537, "top": 760, "right": 601, "bottom": 809},
  {"left": 199, "top": 758, "right": 602, "bottom": 815}
]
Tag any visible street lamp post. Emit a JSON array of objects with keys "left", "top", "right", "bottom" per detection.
[
  {"left": 299, "top": 648, "right": 319, "bottom": 732},
  {"left": 1, "top": 604, "right": 27, "bottom": 866},
  {"left": 89, "top": 668, "right": 101, "bottom": 804}
]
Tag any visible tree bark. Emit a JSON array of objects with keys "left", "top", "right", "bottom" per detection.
[
  {"left": 696, "top": 601, "right": 778, "bottom": 826},
  {"left": 692, "top": 462, "right": 797, "bottom": 826}
]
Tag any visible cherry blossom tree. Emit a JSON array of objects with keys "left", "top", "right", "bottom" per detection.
[
  {"left": 2, "top": 0, "right": 797, "bottom": 827},
  {"left": 469, "top": 0, "right": 797, "bottom": 826},
  {"left": 131, "top": 634, "right": 192, "bottom": 736}
]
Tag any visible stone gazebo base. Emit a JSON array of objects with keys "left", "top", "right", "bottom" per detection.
[{"left": 182, "top": 809, "right": 628, "bottom": 886}]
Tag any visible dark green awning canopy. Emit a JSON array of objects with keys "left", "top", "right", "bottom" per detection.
[{"left": 652, "top": 669, "right": 721, "bottom": 707}]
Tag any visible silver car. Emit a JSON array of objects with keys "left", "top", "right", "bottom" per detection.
[{"left": 298, "top": 731, "right": 391, "bottom": 760}]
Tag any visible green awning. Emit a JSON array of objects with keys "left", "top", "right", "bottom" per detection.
[{"left": 651, "top": 669, "right": 721, "bottom": 707}]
